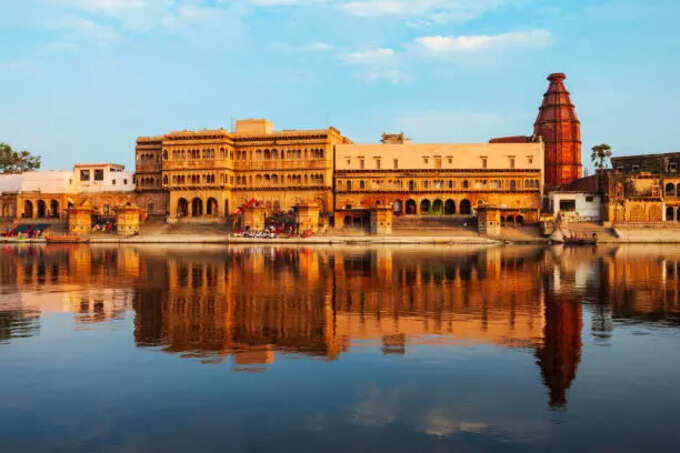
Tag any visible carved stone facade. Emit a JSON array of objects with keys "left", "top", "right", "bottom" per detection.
[{"left": 135, "top": 119, "right": 351, "bottom": 221}]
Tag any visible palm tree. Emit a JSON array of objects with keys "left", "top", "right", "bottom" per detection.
[{"left": 591, "top": 144, "right": 612, "bottom": 171}]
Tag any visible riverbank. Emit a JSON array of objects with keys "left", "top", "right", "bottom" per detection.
[{"left": 3, "top": 222, "right": 680, "bottom": 245}]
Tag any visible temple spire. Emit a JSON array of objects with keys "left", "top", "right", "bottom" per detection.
[{"left": 534, "top": 73, "right": 582, "bottom": 188}]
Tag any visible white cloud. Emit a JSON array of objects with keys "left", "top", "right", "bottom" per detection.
[
  {"left": 339, "top": 0, "right": 515, "bottom": 23},
  {"left": 49, "top": 16, "right": 121, "bottom": 45},
  {"left": 340, "top": 48, "right": 407, "bottom": 83},
  {"left": 341, "top": 48, "right": 395, "bottom": 63},
  {"left": 274, "top": 42, "right": 334, "bottom": 52},
  {"left": 252, "top": 0, "right": 327, "bottom": 5},
  {"left": 413, "top": 30, "right": 550, "bottom": 56}
]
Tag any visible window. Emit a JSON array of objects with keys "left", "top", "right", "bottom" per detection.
[
  {"left": 112, "top": 179, "right": 116, "bottom": 185},
  {"left": 435, "top": 156, "right": 442, "bottom": 169},
  {"left": 448, "top": 180, "right": 453, "bottom": 189},
  {"left": 346, "top": 159, "right": 351, "bottom": 166},
  {"left": 393, "top": 159, "right": 398, "bottom": 169},
  {"left": 447, "top": 156, "right": 453, "bottom": 164},
  {"left": 632, "top": 165, "right": 640, "bottom": 172},
  {"left": 481, "top": 157, "right": 487, "bottom": 169},
  {"left": 586, "top": 196, "right": 594, "bottom": 202},
  {"left": 376, "top": 158, "right": 381, "bottom": 170},
  {"left": 671, "top": 163, "right": 678, "bottom": 172},
  {"left": 94, "top": 169, "right": 104, "bottom": 181},
  {"left": 423, "top": 156, "right": 429, "bottom": 165},
  {"left": 528, "top": 156, "right": 534, "bottom": 165},
  {"left": 124, "top": 179, "right": 128, "bottom": 185},
  {"left": 80, "top": 170, "right": 90, "bottom": 181},
  {"left": 509, "top": 158, "right": 515, "bottom": 169},
  {"left": 360, "top": 159, "right": 365, "bottom": 169},
  {"left": 463, "top": 180, "right": 469, "bottom": 189},
  {"left": 360, "top": 180, "right": 365, "bottom": 189}
]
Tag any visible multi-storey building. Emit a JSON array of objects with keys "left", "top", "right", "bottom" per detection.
[
  {"left": 334, "top": 138, "right": 544, "bottom": 226},
  {"left": 135, "top": 119, "right": 351, "bottom": 219}
]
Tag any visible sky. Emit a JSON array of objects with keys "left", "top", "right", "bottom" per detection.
[{"left": 1, "top": 0, "right": 679, "bottom": 172}]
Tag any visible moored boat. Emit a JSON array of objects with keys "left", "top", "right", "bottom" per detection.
[{"left": 45, "top": 234, "right": 90, "bottom": 244}]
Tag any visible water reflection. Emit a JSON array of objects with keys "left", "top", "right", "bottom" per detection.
[{"left": 2, "top": 243, "right": 680, "bottom": 410}]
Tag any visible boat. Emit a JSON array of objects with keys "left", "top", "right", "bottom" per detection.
[{"left": 45, "top": 234, "right": 90, "bottom": 244}]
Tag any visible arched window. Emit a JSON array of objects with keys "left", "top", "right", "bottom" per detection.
[{"left": 666, "top": 183, "right": 675, "bottom": 196}]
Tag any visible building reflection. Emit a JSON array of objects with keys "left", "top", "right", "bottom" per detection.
[{"left": 3, "top": 243, "right": 680, "bottom": 405}]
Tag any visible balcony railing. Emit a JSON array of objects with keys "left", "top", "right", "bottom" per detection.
[{"left": 233, "top": 160, "right": 329, "bottom": 171}]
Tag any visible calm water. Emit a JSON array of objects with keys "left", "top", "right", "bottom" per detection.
[{"left": 1, "top": 243, "right": 679, "bottom": 452}]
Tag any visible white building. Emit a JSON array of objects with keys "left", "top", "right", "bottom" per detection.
[
  {"left": 0, "top": 163, "right": 135, "bottom": 196},
  {"left": 70, "top": 163, "right": 135, "bottom": 193},
  {"left": 548, "top": 191, "right": 601, "bottom": 222}
]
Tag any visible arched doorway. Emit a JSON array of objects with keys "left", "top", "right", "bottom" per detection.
[
  {"left": 459, "top": 199, "right": 471, "bottom": 215},
  {"left": 409, "top": 180, "right": 415, "bottom": 191},
  {"left": 420, "top": 199, "right": 431, "bottom": 214},
  {"left": 516, "top": 215, "right": 524, "bottom": 226},
  {"left": 191, "top": 198, "right": 203, "bottom": 217},
  {"left": 444, "top": 199, "right": 455, "bottom": 215},
  {"left": 507, "top": 215, "right": 515, "bottom": 225},
  {"left": 24, "top": 200, "right": 34, "bottom": 218},
  {"left": 224, "top": 200, "right": 230, "bottom": 216},
  {"left": 177, "top": 198, "right": 189, "bottom": 218},
  {"left": 206, "top": 198, "right": 218, "bottom": 216},
  {"left": 667, "top": 207, "right": 674, "bottom": 221},
  {"left": 343, "top": 216, "right": 352, "bottom": 227},
  {"left": 50, "top": 200, "right": 59, "bottom": 218},
  {"left": 37, "top": 200, "right": 47, "bottom": 218},
  {"left": 432, "top": 199, "right": 443, "bottom": 215},
  {"left": 393, "top": 199, "right": 403, "bottom": 214},
  {"left": 405, "top": 199, "right": 417, "bottom": 215}
]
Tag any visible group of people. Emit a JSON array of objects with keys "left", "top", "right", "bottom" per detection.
[{"left": 91, "top": 221, "right": 115, "bottom": 233}]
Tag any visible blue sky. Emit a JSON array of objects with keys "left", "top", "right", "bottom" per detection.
[{"left": 2, "top": 0, "right": 679, "bottom": 171}]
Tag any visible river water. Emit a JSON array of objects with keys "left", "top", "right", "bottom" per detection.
[{"left": 1, "top": 244, "right": 679, "bottom": 452}]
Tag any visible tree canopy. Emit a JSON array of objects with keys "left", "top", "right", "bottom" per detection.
[
  {"left": 0, "top": 143, "right": 41, "bottom": 173},
  {"left": 591, "top": 144, "right": 612, "bottom": 170}
]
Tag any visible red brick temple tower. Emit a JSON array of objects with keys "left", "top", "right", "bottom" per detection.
[{"left": 535, "top": 73, "right": 582, "bottom": 188}]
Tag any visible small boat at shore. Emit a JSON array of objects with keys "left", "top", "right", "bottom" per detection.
[{"left": 45, "top": 234, "right": 90, "bottom": 244}]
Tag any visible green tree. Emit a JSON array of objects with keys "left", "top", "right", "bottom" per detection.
[
  {"left": 591, "top": 144, "right": 612, "bottom": 170},
  {"left": 0, "top": 143, "right": 41, "bottom": 173}
]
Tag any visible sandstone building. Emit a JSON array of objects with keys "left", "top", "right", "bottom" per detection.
[
  {"left": 334, "top": 139, "right": 544, "bottom": 226},
  {"left": 135, "top": 119, "right": 351, "bottom": 220}
]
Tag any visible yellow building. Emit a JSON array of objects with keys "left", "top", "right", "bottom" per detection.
[
  {"left": 334, "top": 137, "right": 544, "bottom": 225},
  {"left": 136, "top": 119, "right": 351, "bottom": 221}
]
